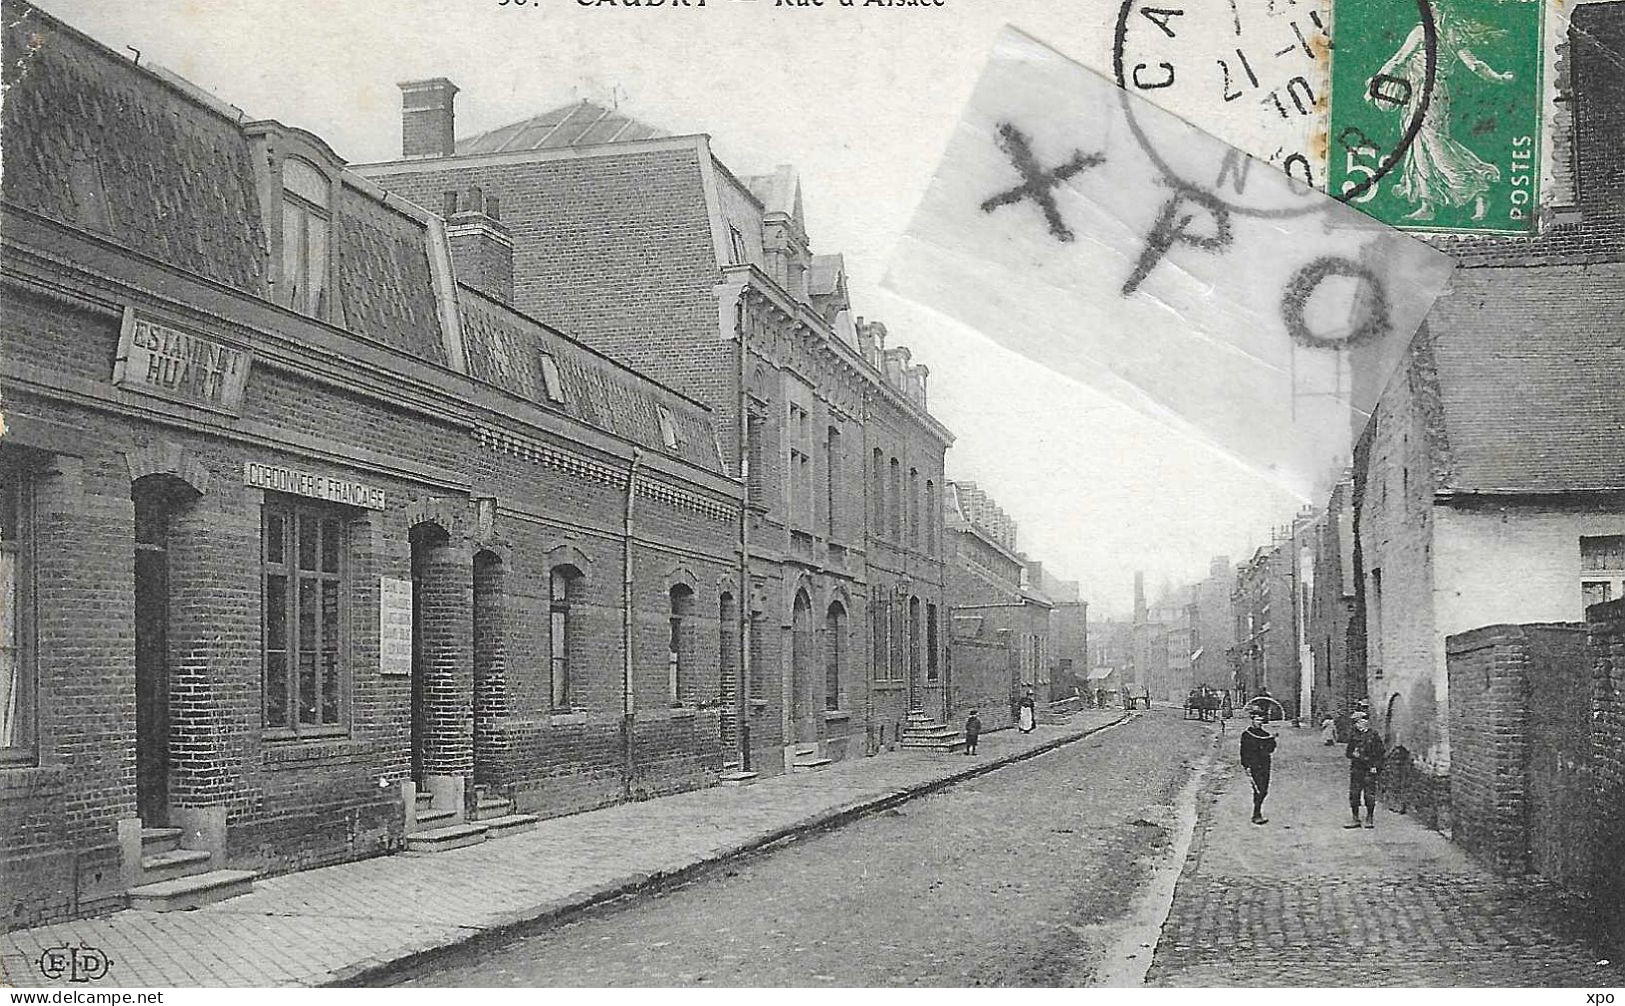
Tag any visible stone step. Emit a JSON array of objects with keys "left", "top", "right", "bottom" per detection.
[
  {"left": 128, "top": 869, "right": 257, "bottom": 912},
  {"left": 792, "top": 745, "right": 818, "bottom": 756},
  {"left": 473, "top": 798, "right": 515, "bottom": 822},
  {"left": 414, "top": 791, "right": 434, "bottom": 809},
  {"left": 718, "top": 770, "right": 759, "bottom": 787},
  {"left": 139, "top": 848, "right": 213, "bottom": 886},
  {"left": 790, "top": 757, "right": 833, "bottom": 772},
  {"left": 140, "top": 827, "right": 182, "bottom": 855},
  {"left": 482, "top": 813, "right": 539, "bottom": 840},
  {"left": 405, "top": 822, "right": 488, "bottom": 853},
  {"left": 904, "top": 725, "right": 958, "bottom": 736},
  {"left": 901, "top": 736, "right": 968, "bottom": 751},
  {"left": 412, "top": 808, "right": 457, "bottom": 831}
]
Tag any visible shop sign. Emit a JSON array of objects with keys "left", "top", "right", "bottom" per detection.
[
  {"left": 113, "top": 307, "right": 251, "bottom": 415},
  {"left": 379, "top": 577, "right": 413, "bottom": 677},
  {"left": 243, "top": 461, "right": 387, "bottom": 510}
]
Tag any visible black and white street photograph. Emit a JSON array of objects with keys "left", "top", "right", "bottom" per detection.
[{"left": 0, "top": 0, "right": 1622, "bottom": 991}]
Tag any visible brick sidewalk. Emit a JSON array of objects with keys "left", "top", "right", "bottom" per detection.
[
  {"left": 1145, "top": 725, "right": 1624, "bottom": 987},
  {"left": 1, "top": 711, "right": 1125, "bottom": 988}
]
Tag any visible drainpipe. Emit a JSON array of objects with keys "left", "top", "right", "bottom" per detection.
[
  {"left": 861, "top": 387, "right": 875, "bottom": 753},
  {"left": 622, "top": 447, "right": 644, "bottom": 798},
  {"left": 736, "top": 299, "right": 752, "bottom": 771}
]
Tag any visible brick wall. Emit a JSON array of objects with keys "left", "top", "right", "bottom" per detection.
[
  {"left": 1445, "top": 623, "right": 1593, "bottom": 886},
  {"left": 948, "top": 633, "right": 1015, "bottom": 732},
  {"left": 1589, "top": 598, "right": 1625, "bottom": 954}
]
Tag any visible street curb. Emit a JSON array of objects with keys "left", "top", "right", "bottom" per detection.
[{"left": 322, "top": 711, "right": 1133, "bottom": 987}]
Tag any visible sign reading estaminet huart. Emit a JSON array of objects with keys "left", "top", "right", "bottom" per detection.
[{"left": 113, "top": 307, "right": 251, "bottom": 414}]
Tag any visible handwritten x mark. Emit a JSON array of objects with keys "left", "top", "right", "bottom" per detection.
[{"left": 979, "top": 123, "right": 1105, "bottom": 243}]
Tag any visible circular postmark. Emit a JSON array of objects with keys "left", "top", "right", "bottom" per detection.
[{"left": 1111, "top": 0, "right": 1437, "bottom": 217}]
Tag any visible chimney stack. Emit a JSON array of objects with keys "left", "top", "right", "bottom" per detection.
[
  {"left": 444, "top": 187, "right": 514, "bottom": 305},
  {"left": 400, "top": 78, "right": 459, "bottom": 159}
]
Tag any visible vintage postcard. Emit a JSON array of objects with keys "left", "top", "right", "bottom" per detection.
[{"left": 0, "top": 0, "right": 1621, "bottom": 993}]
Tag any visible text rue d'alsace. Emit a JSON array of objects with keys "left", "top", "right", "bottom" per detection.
[{"left": 569, "top": 0, "right": 947, "bottom": 8}]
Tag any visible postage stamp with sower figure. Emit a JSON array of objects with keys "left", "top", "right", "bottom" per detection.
[{"left": 1327, "top": 0, "right": 1544, "bottom": 234}]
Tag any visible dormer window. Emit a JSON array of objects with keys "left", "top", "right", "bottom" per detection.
[
  {"left": 539, "top": 354, "right": 566, "bottom": 404},
  {"left": 280, "top": 158, "right": 331, "bottom": 316},
  {"left": 657, "top": 406, "right": 680, "bottom": 450}
]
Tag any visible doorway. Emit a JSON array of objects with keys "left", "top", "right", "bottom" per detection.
[
  {"left": 790, "top": 590, "right": 815, "bottom": 745},
  {"left": 133, "top": 480, "right": 175, "bottom": 825}
]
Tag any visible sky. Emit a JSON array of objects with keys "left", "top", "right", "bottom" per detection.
[{"left": 35, "top": 0, "right": 1316, "bottom": 616}]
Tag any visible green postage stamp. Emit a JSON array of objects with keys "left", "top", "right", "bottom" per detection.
[{"left": 1327, "top": 0, "right": 1544, "bottom": 235}]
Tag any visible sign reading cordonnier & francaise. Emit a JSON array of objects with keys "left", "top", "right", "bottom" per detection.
[
  {"left": 113, "top": 307, "right": 252, "bottom": 414},
  {"left": 243, "top": 461, "right": 387, "bottom": 510}
]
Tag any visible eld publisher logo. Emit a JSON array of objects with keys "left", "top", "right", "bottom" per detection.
[{"left": 36, "top": 944, "right": 112, "bottom": 983}]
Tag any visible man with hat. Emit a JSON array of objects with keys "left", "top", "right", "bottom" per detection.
[{"left": 1345, "top": 711, "right": 1385, "bottom": 828}]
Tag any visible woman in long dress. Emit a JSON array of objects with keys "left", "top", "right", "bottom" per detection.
[
  {"left": 1367, "top": 0, "right": 1516, "bottom": 221},
  {"left": 1018, "top": 689, "right": 1036, "bottom": 733}
]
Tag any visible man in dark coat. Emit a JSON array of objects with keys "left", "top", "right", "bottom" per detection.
[
  {"left": 1345, "top": 712, "right": 1385, "bottom": 828},
  {"left": 1240, "top": 710, "right": 1278, "bottom": 824},
  {"left": 964, "top": 710, "right": 982, "bottom": 756}
]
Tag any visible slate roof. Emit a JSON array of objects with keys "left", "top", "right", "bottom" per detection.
[
  {"left": 455, "top": 101, "right": 667, "bottom": 156},
  {"left": 458, "top": 287, "right": 724, "bottom": 472},
  {"left": 1, "top": 0, "right": 269, "bottom": 295},
  {"left": 1427, "top": 263, "right": 1625, "bottom": 494}
]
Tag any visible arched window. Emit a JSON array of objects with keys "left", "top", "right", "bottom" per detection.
[
  {"left": 549, "top": 566, "right": 584, "bottom": 710},
  {"left": 889, "top": 458, "right": 901, "bottom": 540},
  {"left": 826, "top": 426, "right": 841, "bottom": 540},
  {"left": 669, "top": 583, "right": 695, "bottom": 706},
  {"left": 872, "top": 598, "right": 890, "bottom": 682},
  {"left": 925, "top": 480, "right": 937, "bottom": 555},
  {"left": 871, "top": 448, "right": 885, "bottom": 536},
  {"left": 825, "top": 602, "right": 845, "bottom": 711},
  {"left": 909, "top": 468, "right": 920, "bottom": 549}
]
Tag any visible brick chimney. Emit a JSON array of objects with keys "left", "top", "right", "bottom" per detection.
[
  {"left": 400, "top": 78, "right": 458, "bottom": 159},
  {"left": 443, "top": 187, "right": 514, "bottom": 304}
]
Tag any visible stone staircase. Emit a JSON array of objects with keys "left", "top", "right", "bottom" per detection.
[
  {"left": 405, "top": 785, "right": 537, "bottom": 853},
  {"left": 126, "top": 826, "right": 257, "bottom": 912},
  {"left": 899, "top": 709, "right": 968, "bottom": 752}
]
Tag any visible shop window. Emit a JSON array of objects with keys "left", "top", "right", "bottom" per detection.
[
  {"left": 0, "top": 461, "right": 35, "bottom": 762},
  {"left": 279, "top": 158, "right": 331, "bottom": 317},
  {"left": 263, "top": 499, "right": 347, "bottom": 736},
  {"left": 1581, "top": 534, "right": 1625, "bottom": 611}
]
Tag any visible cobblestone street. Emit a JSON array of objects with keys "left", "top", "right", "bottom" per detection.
[
  {"left": 1145, "top": 726, "right": 1624, "bottom": 987},
  {"left": 385, "top": 712, "right": 1214, "bottom": 987}
]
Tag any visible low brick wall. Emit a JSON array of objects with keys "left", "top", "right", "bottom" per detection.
[
  {"left": 1590, "top": 599, "right": 1625, "bottom": 954},
  {"left": 1445, "top": 620, "right": 1597, "bottom": 902},
  {"left": 949, "top": 636, "right": 1014, "bottom": 731}
]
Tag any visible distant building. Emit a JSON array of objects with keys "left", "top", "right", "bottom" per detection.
[
  {"left": 1034, "top": 564, "right": 1088, "bottom": 700},
  {"left": 1307, "top": 476, "right": 1361, "bottom": 723},
  {"left": 1086, "top": 619, "right": 1132, "bottom": 702},
  {"left": 943, "top": 482, "right": 1052, "bottom": 726},
  {"left": 1229, "top": 537, "right": 1301, "bottom": 719},
  {"left": 1191, "top": 556, "right": 1234, "bottom": 695}
]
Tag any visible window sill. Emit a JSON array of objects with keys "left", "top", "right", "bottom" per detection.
[
  {"left": 262, "top": 737, "right": 374, "bottom": 769},
  {"left": 872, "top": 681, "right": 906, "bottom": 692},
  {"left": 0, "top": 763, "right": 68, "bottom": 798},
  {"left": 667, "top": 705, "right": 698, "bottom": 719},
  {"left": 823, "top": 709, "right": 851, "bottom": 723},
  {"left": 748, "top": 697, "right": 769, "bottom": 712}
]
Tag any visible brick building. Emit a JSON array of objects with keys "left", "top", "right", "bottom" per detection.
[
  {"left": 1306, "top": 476, "right": 1362, "bottom": 724},
  {"left": 358, "top": 92, "right": 954, "bottom": 773},
  {"left": 1190, "top": 555, "right": 1234, "bottom": 696},
  {"left": 942, "top": 482, "right": 1050, "bottom": 728},
  {"left": 1085, "top": 619, "right": 1130, "bottom": 703},
  {"left": 1229, "top": 538, "right": 1302, "bottom": 719},
  {"left": 1, "top": 2, "right": 744, "bottom": 927},
  {"left": 1352, "top": 2, "right": 1625, "bottom": 828},
  {"left": 1034, "top": 567, "right": 1088, "bottom": 701}
]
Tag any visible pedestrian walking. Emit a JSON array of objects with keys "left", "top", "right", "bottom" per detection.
[
  {"left": 1320, "top": 715, "right": 1337, "bottom": 746},
  {"left": 1018, "top": 689, "right": 1037, "bottom": 733},
  {"left": 1240, "top": 710, "right": 1277, "bottom": 825},
  {"left": 964, "top": 710, "right": 982, "bottom": 755},
  {"left": 1345, "top": 713, "right": 1385, "bottom": 828}
]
